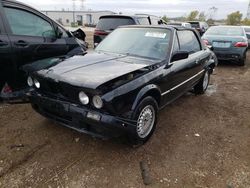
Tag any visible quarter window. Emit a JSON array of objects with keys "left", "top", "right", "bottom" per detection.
[
  {"left": 177, "top": 30, "right": 201, "bottom": 54},
  {"left": 172, "top": 34, "right": 179, "bottom": 53},
  {"left": 137, "top": 17, "right": 150, "bottom": 25},
  {"left": 4, "top": 7, "right": 56, "bottom": 38}
]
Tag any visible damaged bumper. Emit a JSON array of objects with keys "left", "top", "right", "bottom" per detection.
[
  {"left": 214, "top": 49, "right": 246, "bottom": 62},
  {"left": 29, "top": 92, "right": 136, "bottom": 138},
  {"left": 0, "top": 87, "right": 31, "bottom": 104}
]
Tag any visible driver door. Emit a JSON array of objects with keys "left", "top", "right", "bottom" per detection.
[{"left": 2, "top": 4, "right": 68, "bottom": 90}]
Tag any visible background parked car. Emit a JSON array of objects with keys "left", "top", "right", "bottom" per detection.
[
  {"left": 167, "top": 22, "right": 192, "bottom": 28},
  {"left": 243, "top": 26, "right": 250, "bottom": 48},
  {"left": 202, "top": 26, "right": 248, "bottom": 66},
  {"left": 187, "top": 21, "right": 209, "bottom": 36},
  {"left": 0, "top": 0, "right": 87, "bottom": 100},
  {"left": 94, "top": 14, "right": 163, "bottom": 47}
]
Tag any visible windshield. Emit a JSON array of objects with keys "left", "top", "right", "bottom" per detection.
[
  {"left": 205, "top": 26, "right": 244, "bottom": 36},
  {"left": 95, "top": 28, "right": 171, "bottom": 60},
  {"left": 96, "top": 17, "right": 135, "bottom": 31}
]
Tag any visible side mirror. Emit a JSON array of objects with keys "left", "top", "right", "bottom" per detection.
[
  {"left": 171, "top": 51, "right": 189, "bottom": 62},
  {"left": 56, "top": 26, "right": 63, "bottom": 39},
  {"left": 207, "top": 45, "right": 214, "bottom": 51}
]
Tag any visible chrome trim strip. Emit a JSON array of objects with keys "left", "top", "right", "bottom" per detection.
[{"left": 161, "top": 70, "right": 205, "bottom": 96}]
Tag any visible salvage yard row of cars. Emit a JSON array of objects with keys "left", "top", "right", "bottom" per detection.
[{"left": 0, "top": 0, "right": 248, "bottom": 145}]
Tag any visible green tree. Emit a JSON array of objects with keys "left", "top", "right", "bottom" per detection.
[
  {"left": 198, "top": 11, "right": 206, "bottom": 21},
  {"left": 226, "top": 11, "right": 242, "bottom": 25},
  {"left": 187, "top": 10, "right": 199, "bottom": 21},
  {"left": 207, "top": 18, "right": 215, "bottom": 25},
  {"left": 162, "top": 15, "right": 169, "bottom": 23},
  {"left": 242, "top": 18, "right": 250, "bottom": 26}
]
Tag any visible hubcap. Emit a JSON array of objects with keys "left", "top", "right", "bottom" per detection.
[
  {"left": 136, "top": 105, "right": 155, "bottom": 138},
  {"left": 203, "top": 71, "right": 209, "bottom": 90}
]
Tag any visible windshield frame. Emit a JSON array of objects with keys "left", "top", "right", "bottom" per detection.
[{"left": 95, "top": 27, "right": 173, "bottom": 62}]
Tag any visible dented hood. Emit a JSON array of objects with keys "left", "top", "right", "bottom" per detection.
[{"left": 37, "top": 52, "right": 160, "bottom": 89}]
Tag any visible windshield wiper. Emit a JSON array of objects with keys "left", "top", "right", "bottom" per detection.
[{"left": 124, "top": 52, "right": 159, "bottom": 60}]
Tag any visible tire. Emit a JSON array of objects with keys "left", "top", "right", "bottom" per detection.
[
  {"left": 129, "top": 96, "right": 158, "bottom": 146},
  {"left": 239, "top": 56, "right": 246, "bottom": 66},
  {"left": 193, "top": 70, "right": 210, "bottom": 95}
]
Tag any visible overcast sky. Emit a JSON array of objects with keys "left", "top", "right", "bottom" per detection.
[{"left": 19, "top": 0, "right": 249, "bottom": 19}]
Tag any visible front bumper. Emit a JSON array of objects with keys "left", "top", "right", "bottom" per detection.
[{"left": 29, "top": 92, "right": 136, "bottom": 138}]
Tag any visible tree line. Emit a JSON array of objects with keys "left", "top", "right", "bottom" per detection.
[{"left": 162, "top": 9, "right": 250, "bottom": 26}]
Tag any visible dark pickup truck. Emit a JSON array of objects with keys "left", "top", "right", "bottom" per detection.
[{"left": 0, "top": 0, "right": 87, "bottom": 99}]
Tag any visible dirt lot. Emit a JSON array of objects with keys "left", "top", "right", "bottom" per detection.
[{"left": 0, "top": 51, "right": 250, "bottom": 188}]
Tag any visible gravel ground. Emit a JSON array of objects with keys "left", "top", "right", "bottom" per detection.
[{"left": 0, "top": 53, "right": 250, "bottom": 188}]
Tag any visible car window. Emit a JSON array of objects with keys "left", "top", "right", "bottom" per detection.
[
  {"left": 96, "top": 28, "right": 171, "bottom": 60},
  {"left": 190, "top": 22, "right": 200, "bottom": 28},
  {"left": 58, "top": 26, "right": 69, "bottom": 38},
  {"left": 172, "top": 34, "right": 179, "bottom": 53},
  {"left": 177, "top": 30, "right": 201, "bottom": 54},
  {"left": 185, "top": 23, "right": 192, "bottom": 28},
  {"left": 205, "top": 26, "right": 244, "bottom": 36},
  {"left": 137, "top": 17, "right": 150, "bottom": 25},
  {"left": 4, "top": 7, "right": 56, "bottom": 38},
  {"left": 168, "top": 23, "right": 181, "bottom": 26},
  {"left": 96, "top": 17, "right": 135, "bottom": 31},
  {"left": 0, "top": 15, "right": 4, "bottom": 34},
  {"left": 150, "top": 17, "right": 160, "bottom": 25}
]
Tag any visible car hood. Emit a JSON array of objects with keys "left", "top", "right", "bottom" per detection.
[{"left": 36, "top": 52, "right": 161, "bottom": 90}]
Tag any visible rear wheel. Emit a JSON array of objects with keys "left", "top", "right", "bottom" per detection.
[
  {"left": 193, "top": 70, "right": 210, "bottom": 95},
  {"left": 129, "top": 96, "right": 158, "bottom": 146},
  {"left": 239, "top": 56, "right": 246, "bottom": 66}
]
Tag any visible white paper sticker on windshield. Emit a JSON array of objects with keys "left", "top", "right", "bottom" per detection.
[{"left": 145, "top": 32, "right": 166, "bottom": 38}]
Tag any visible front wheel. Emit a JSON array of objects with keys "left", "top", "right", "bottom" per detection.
[
  {"left": 129, "top": 96, "right": 158, "bottom": 146},
  {"left": 193, "top": 70, "right": 210, "bottom": 95}
]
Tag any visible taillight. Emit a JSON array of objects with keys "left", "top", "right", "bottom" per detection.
[
  {"left": 203, "top": 39, "right": 209, "bottom": 46},
  {"left": 94, "top": 30, "right": 108, "bottom": 36},
  {"left": 1, "top": 83, "right": 12, "bottom": 94},
  {"left": 234, "top": 42, "right": 248, "bottom": 47}
]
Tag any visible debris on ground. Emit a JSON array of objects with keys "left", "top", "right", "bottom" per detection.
[
  {"left": 140, "top": 161, "right": 152, "bottom": 185},
  {"left": 195, "top": 133, "right": 200, "bottom": 137}
]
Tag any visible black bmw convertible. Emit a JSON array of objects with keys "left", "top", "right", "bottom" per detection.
[{"left": 25, "top": 25, "right": 216, "bottom": 145}]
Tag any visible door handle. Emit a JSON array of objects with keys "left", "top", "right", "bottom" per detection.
[
  {"left": 0, "top": 40, "right": 8, "bottom": 46},
  {"left": 14, "top": 40, "right": 29, "bottom": 47}
]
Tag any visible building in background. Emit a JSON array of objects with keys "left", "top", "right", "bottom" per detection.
[{"left": 42, "top": 10, "right": 115, "bottom": 26}]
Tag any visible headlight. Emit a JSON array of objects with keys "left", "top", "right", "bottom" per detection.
[
  {"left": 27, "top": 76, "right": 33, "bottom": 87},
  {"left": 93, "top": 95, "right": 103, "bottom": 109},
  {"left": 79, "top": 91, "right": 89, "bottom": 105},
  {"left": 34, "top": 79, "right": 40, "bottom": 88}
]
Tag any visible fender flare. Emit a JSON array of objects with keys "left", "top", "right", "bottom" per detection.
[{"left": 131, "top": 84, "right": 161, "bottom": 111}]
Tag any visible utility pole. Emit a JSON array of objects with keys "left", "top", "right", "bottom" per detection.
[
  {"left": 80, "top": 0, "right": 85, "bottom": 10},
  {"left": 247, "top": 0, "right": 250, "bottom": 19},
  {"left": 72, "top": 0, "right": 76, "bottom": 24},
  {"left": 207, "top": 6, "right": 218, "bottom": 20}
]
